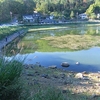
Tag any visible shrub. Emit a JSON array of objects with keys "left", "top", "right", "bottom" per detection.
[{"left": 0, "top": 58, "right": 23, "bottom": 100}]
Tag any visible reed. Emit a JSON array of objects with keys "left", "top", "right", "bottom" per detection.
[{"left": 0, "top": 57, "right": 23, "bottom": 100}]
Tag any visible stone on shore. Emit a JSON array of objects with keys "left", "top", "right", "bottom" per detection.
[
  {"left": 76, "top": 62, "right": 80, "bottom": 65},
  {"left": 48, "top": 65, "right": 57, "bottom": 69},
  {"left": 61, "top": 62, "right": 70, "bottom": 67},
  {"left": 75, "top": 73, "right": 83, "bottom": 79}
]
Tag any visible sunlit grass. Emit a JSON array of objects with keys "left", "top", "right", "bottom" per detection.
[{"left": 28, "top": 26, "right": 68, "bottom": 32}]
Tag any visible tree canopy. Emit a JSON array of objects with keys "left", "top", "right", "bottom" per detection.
[
  {"left": 0, "top": 0, "right": 95, "bottom": 22},
  {"left": 86, "top": 0, "right": 100, "bottom": 18}
]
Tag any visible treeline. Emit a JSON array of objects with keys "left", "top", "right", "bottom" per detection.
[
  {"left": 86, "top": 0, "right": 100, "bottom": 19},
  {"left": 0, "top": 0, "right": 96, "bottom": 22},
  {"left": 35, "top": 0, "right": 94, "bottom": 18},
  {"left": 0, "top": 0, "right": 35, "bottom": 22}
]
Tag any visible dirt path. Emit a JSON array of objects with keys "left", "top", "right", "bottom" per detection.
[{"left": 0, "top": 30, "right": 26, "bottom": 50}]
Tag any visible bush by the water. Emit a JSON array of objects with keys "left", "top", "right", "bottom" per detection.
[{"left": 0, "top": 58, "right": 23, "bottom": 100}]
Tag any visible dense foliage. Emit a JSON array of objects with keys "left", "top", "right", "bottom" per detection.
[
  {"left": 86, "top": 0, "right": 100, "bottom": 18},
  {"left": 0, "top": 26, "right": 24, "bottom": 40},
  {"left": 0, "top": 0, "right": 95, "bottom": 22}
]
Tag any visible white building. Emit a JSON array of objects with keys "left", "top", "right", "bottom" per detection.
[
  {"left": 23, "top": 15, "right": 34, "bottom": 22},
  {"left": 97, "top": 13, "right": 100, "bottom": 19},
  {"left": 79, "top": 13, "right": 88, "bottom": 19},
  {"left": 49, "top": 15, "right": 53, "bottom": 19}
]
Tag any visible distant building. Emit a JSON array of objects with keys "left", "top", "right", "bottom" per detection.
[
  {"left": 23, "top": 15, "right": 34, "bottom": 22},
  {"left": 97, "top": 13, "right": 100, "bottom": 19},
  {"left": 79, "top": 13, "right": 88, "bottom": 19},
  {"left": 49, "top": 15, "right": 53, "bottom": 19},
  {"left": 23, "top": 13, "right": 57, "bottom": 24},
  {"left": 23, "top": 12, "right": 42, "bottom": 23},
  {"left": 42, "top": 19, "right": 57, "bottom": 24}
]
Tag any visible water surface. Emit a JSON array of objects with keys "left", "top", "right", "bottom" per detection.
[
  {"left": 4, "top": 24, "right": 100, "bottom": 72},
  {"left": 14, "top": 47, "right": 99, "bottom": 72}
]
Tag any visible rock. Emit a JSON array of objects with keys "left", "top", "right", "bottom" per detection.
[
  {"left": 63, "top": 81, "right": 68, "bottom": 85},
  {"left": 88, "top": 82, "right": 92, "bottom": 84},
  {"left": 34, "top": 71, "right": 38, "bottom": 73},
  {"left": 63, "top": 80, "right": 72, "bottom": 85},
  {"left": 41, "top": 74, "right": 49, "bottom": 78},
  {"left": 36, "top": 62, "right": 41, "bottom": 67},
  {"left": 23, "top": 64, "right": 29, "bottom": 69},
  {"left": 83, "top": 76, "right": 89, "bottom": 80},
  {"left": 27, "top": 73, "right": 34, "bottom": 76},
  {"left": 30, "top": 64, "right": 34, "bottom": 68},
  {"left": 75, "top": 73, "right": 83, "bottom": 79},
  {"left": 52, "top": 75, "right": 58, "bottom": 78},
  {"left": 71, "top": 93, "right": 75, "bottom": 95},
  {"left": 82, "top": 71, "right": 88, "bottom": 74},
  {"left": 95, "top": 83, "right": 100, "bottom": 86},
  {"left": 76, "top": 62, "right": 80, "bottom": 65},
  {"left": 34, "top": 71, "right": 40, "bottom": 75},
  {"left": 61, "top": 62, "right": 70, "bottom": 67},
  {"left": 60, "top": 74, "right": 66, "bottom": 78},
  {"left": 49, "top": 65, "right": 57, "bottom": 69},
  {"left": 62, "top": 90, "right": 67, "bottom": 93}
]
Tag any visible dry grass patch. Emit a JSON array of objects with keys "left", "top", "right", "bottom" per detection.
[
  {"left": 28, "top": 26, "right": 67, "bottom": 32},
  {"left": 42, "top": 35, "right": 100, "bottom": 50}
]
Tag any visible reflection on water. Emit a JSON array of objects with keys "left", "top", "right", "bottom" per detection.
[
  {"left": 24, "top": 47, "right": 100, "bottom": 72},
  {"left": 5, "top": 47, "right": 100, "bottom": 72},
  {"left": 3, "top": 24, "right": 100, "bottom": 72}
]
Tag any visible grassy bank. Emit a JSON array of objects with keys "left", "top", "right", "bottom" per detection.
[{"left": 0, "top": 26, "right": 25, "bottom": 40}]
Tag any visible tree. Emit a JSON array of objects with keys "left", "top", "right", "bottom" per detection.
[
  {"left": 0, "top": 0, "right": 94, "bottom": 22},
  {"left": 35, "top": 2, "right": 48, "bottom": 14},
  {"left": 70, "top": 10, "right": 74, "bottom": 19},
  {"left": 90, "top": 13, "right": 96, "bottom": 19},
  {"left": 86, "top": 0, "right": 100, "bottom": 18},
  {"left": 95, "top": 0, "right": 100, "bottom": 5},
  {"left": 86, "top": 4, "right": 95, "bottom": 16}
]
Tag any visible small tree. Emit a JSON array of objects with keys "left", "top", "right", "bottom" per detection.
[
  {"left": 90, "top": 13, "right": 96, "bottom": 19},
  {"left": 70, "top": 11, "right": 74, "bottom": 19}
]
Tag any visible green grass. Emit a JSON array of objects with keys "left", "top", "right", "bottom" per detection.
[
  {"left": 0, "top": 26, "right": 25, "bottom": 40},
  {"left": 32, "top": 87, "right": 64, "bottom": 100}
]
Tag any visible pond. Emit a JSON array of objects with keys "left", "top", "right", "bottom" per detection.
[{"left": 4, "top": 24, "right": 100, "bottom": 72}]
